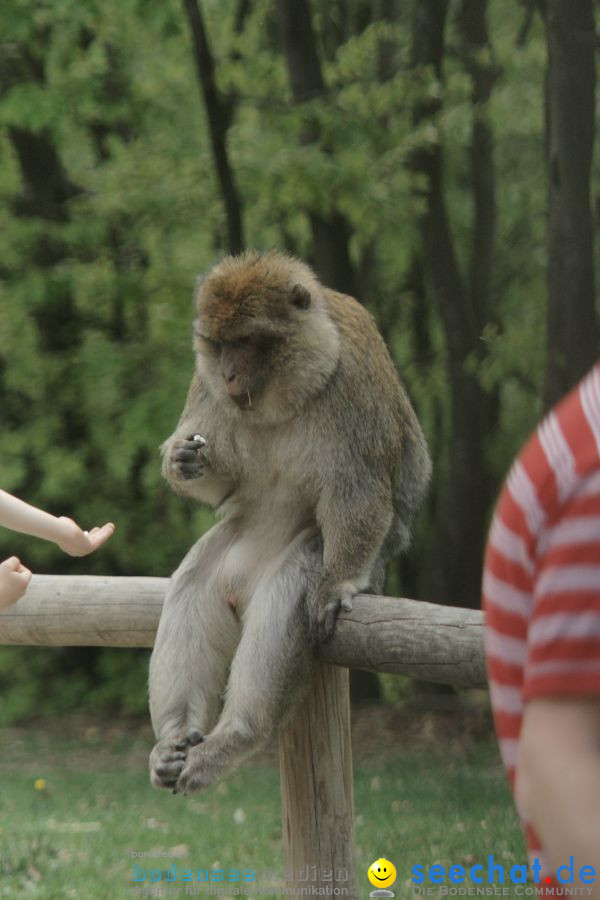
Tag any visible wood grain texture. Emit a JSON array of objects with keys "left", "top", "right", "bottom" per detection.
[
  {"left": 0, "top": 575, "right": 486, "bottom": 686},
  {"left": 279, "top": 663, "right": 356, "bottom": 894}
]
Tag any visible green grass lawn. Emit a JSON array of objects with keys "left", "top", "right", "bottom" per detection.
[{"left": 0, "top": 709, "right": 525, "bottom": 899}]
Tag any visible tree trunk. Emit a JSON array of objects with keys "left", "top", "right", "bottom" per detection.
[
  {"left": 409, "top": 0, "right": 498, "bottom": 609},
  {"left": 276, "top": 0, "right": 357, "bottom": 295},
  {"left": 543, "top": 0, "right": 598, "bottom": 407},
  {"left": 181, "top": 0, "right": 245, "bottom": 254}
]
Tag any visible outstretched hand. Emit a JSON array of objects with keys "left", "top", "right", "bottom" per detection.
[{"left": 56, "top": 518, "right": 116, "bottom": 557}]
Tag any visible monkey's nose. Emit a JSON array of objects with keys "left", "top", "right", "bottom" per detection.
[{"left": 224, "top": 373, "right": 247, "bottom": 399}]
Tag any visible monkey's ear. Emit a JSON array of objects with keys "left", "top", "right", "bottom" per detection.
[{"left": 290, "top": 284, "right": 311, "bottom": 310}]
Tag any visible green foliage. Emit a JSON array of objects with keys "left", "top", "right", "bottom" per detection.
[{"left": 0, "top": 647, "right": 152, "bottom": 724}]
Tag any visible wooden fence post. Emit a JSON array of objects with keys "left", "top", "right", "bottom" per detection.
[{"left": 279, "top": 661, "right": 357, "bottom": 896}]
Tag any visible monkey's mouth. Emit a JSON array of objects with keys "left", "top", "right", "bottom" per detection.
[{"left": 230, "top": 393, "right": 253, "bottom": 410}]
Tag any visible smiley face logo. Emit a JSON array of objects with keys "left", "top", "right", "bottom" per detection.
[{"left": 368, "top": 858, "right": 397, "bottom": 889}]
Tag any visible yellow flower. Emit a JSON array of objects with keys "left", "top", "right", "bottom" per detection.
[{"left": 34, "top": 779, "right": 46, "bottom": 791}]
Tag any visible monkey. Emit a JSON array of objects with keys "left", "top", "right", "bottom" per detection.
[{"left": 148, "top": 250, "right": 431, "bottom": 794}]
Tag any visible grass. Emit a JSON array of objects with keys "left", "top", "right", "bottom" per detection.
[{"left": 0, "top": 707, "right": 526, "bottom": 899}]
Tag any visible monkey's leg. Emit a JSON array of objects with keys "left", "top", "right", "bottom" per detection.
[
  {"left": 176, "top": 531, "right": 322, "bottom": 794},
  {"left": 149, "top": 520, "right": 241, "bottom": 790}
]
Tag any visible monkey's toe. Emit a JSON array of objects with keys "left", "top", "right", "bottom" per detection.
[
  {"left": 177, "top": 771, "right": 214, "bottom": 795},
  {"left": 149, "top": 740, "right": 190, "bottom": 790},
  {"left": 176, "top": 765, "right": 214, "bottom": 795},
  {"left": 155, "top": 756, "right": 186, "bottom": 778},
  {"left": 175, "top": 741, "right": 226, "bottom": 795},
  {"left": 317, "top": 602, "right": 340, "bottom": 643}
]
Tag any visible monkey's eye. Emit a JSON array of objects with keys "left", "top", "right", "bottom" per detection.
[{"left": 197, "top": 334, "right": 222, "bottom": 352}]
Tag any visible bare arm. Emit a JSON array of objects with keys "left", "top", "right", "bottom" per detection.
[
  {"left": 0, "top": 490, "right": 115, "bottom": 557},
  {"left": 515, "top": 697, "right": 600, "bottom": 892}
]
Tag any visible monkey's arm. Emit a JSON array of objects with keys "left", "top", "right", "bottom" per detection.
[
  {"left": 313, "top": 477, "right": 393, "bottom": 643},
  {"left": 161, "top": 373, "right": 236, "bottom": 508}
]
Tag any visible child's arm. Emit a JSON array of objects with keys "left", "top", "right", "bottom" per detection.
[{"left": 0, "top": 490, "right": 115, "bottom": 557}]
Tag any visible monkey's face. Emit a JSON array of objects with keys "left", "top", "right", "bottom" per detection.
[
  {"left": 194, "top": 332, "right": 273, "bottom": 410},
  {"left": 192, "top": 251, "right": 341, "bottom": 422}
]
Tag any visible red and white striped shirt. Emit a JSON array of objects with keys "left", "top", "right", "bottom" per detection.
[{"left": 483, "top": 361, "right": 600, "bottom": 877}]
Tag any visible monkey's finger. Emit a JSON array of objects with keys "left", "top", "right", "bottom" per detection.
[
  {"left": 174, "top": 462, "right": 204, "bottom": 480},
  {"left": 177, "top": 439, "right": 206, "bottom": 454},
  {"left": 340, "top": 597, "right": 353, "bottom": 612},
  {"left": 174, "top": 447, "right": 202, "bottom": 463}
]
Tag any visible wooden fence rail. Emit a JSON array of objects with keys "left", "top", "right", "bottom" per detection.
[{"left": 0, "top": 575, "right": 485, "bottom": 685}]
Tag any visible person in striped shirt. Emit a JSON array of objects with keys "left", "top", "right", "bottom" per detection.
[{"left": 483, "top": 361, "right": 600, "bottom": 895}]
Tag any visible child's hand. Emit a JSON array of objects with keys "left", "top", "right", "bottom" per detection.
[
  {"left": 0, "top": 556, "right": 32, "bottom": 609},
  {"left": 56, "top": 518, "right": 115, "bottom": 557}
]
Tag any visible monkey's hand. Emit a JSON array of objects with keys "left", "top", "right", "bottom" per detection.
[
  {"left": 309, "top": 580, "right": 355, "bottom": 644},
  {"left": 166, "top": 436, "right": 207, "bottom": 482}
]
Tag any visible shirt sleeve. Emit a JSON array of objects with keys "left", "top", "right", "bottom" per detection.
[{"left": 523, "top": 470, "right": 600, "bottom": 700}]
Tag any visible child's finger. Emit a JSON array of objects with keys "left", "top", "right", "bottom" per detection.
[
  {"left": 87, "top": 522, "right": 115, "bottom": 551},
  {"left": 17, "top": 566, "right": 32, "bottom": 584}
]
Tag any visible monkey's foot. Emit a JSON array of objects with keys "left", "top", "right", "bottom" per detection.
[
  {"left": 149, "top": 729, "right": 204, "bottom": 791},
  {"left": 175, "top": 734, "right": 245, "bottom": 795},
  {"left": 310, "top": 581, "right": 355, "bottom": 644}
]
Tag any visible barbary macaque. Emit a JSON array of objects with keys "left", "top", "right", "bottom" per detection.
[{"left": 149, "top": 251, "right": 430, "bottom": 793}]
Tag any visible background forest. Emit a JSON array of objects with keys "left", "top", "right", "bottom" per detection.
[{"left": 0, "top": 0, "right": 598, "bottom": 720}]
